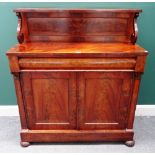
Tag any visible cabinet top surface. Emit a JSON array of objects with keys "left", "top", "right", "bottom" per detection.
[
  {"left": 7, "top": 43, "right": 147, "bottom": 57},
  {"left": 14, "top": 8, "right": 142, "bottom": 12}
]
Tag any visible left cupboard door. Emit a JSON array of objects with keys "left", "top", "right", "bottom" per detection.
[{"left": 20, "top": 72, "right": 77, "bottom": 130}]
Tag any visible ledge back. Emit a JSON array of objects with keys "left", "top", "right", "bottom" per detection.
[{"left": 14, "top": 9, "right": 142, "bottom": 44}]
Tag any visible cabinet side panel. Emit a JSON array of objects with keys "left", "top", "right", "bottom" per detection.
[{"left": 13, "top": 74, "right": 28, "bottom": 129}]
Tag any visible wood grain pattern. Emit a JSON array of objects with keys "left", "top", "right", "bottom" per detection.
[
  {"left": 18, "top": 58, "right": 136, "bottom": 70},
  {"left": 21, "top": 72, "right": 77, "bottom": 129},
  {"left": 8, "top": 56, "right": 20, "bottom": 73},
  {"left": 14, "top": 9, "right": 142, "bottom": 44},
  {"left": 78, "top": 72, "right": 133, "bottom": 130},
  {"left": 13, "top": 73, "right": 28, "bottom": 129},
  {"left": 7, "top": 42, "right": 147, "bottom": 53},
  {"left": 6, "top": 9, "right": 148, "bottom": 146},
  {"left": 7, "top": 43, "right": 148, "bottom": 59},
  {"left": 21, "top": 129, "right": 134, "bottom": 142}
]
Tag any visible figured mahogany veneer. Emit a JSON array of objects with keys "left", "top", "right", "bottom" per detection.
[
  {"left": 6, "top": 8, "right": 148, "bottom": 147},
  {"left": 15, "top": 8, "right": 141, "bottom": 44}
]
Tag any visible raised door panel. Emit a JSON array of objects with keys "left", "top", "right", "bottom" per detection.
[
  {"left": 21, "top": 72, "right": 77, "bottom": 129},
  {"left": 78, "top": 72, "right": 134, "bottom": 129}
]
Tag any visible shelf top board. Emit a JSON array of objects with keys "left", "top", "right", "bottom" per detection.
[{"left": 14, "top": 8, "right": 142, "bottom": 13}]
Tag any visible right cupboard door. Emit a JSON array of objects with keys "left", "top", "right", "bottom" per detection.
[{"left": 78, "top": 72, "right": 134, "bottom": 130}]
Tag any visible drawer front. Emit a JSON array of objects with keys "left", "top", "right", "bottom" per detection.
[{"left": 19, "top": 58, "right": 136, "bottom": 70}]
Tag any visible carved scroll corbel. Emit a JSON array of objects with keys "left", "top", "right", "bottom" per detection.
[
  {"left": 16, "top": 12, "right": 24, "bottom": 43},
  {"left": 131, "top": 13, "right": 139, "bottom": 44}
]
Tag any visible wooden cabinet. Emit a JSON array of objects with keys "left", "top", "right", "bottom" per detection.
[
  {"left": 21, "top": 71, "right": 133, "bottom": 130},
  {"left": 7, "top": 9, "right": 148, "bottom": 147}
]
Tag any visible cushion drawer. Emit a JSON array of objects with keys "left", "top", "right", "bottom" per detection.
[{"left": 19, "top": 58, "right": 136, "bottom": 70}]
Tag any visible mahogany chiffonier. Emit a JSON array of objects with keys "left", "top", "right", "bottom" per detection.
[{"left": 6, "top": 8, "right": 148, "bottom": 147}]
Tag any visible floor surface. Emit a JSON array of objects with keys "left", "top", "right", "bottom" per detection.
[{"left": 0, "top": 116, "right": 155, "bottom": 153}]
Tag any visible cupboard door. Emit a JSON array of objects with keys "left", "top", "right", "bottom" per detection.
[
  {"left": 78, "top": 72, "right": 134, "bottom": 129},
  {"left": 21, "top": 72, "right": 77, "bottom": 130}
]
